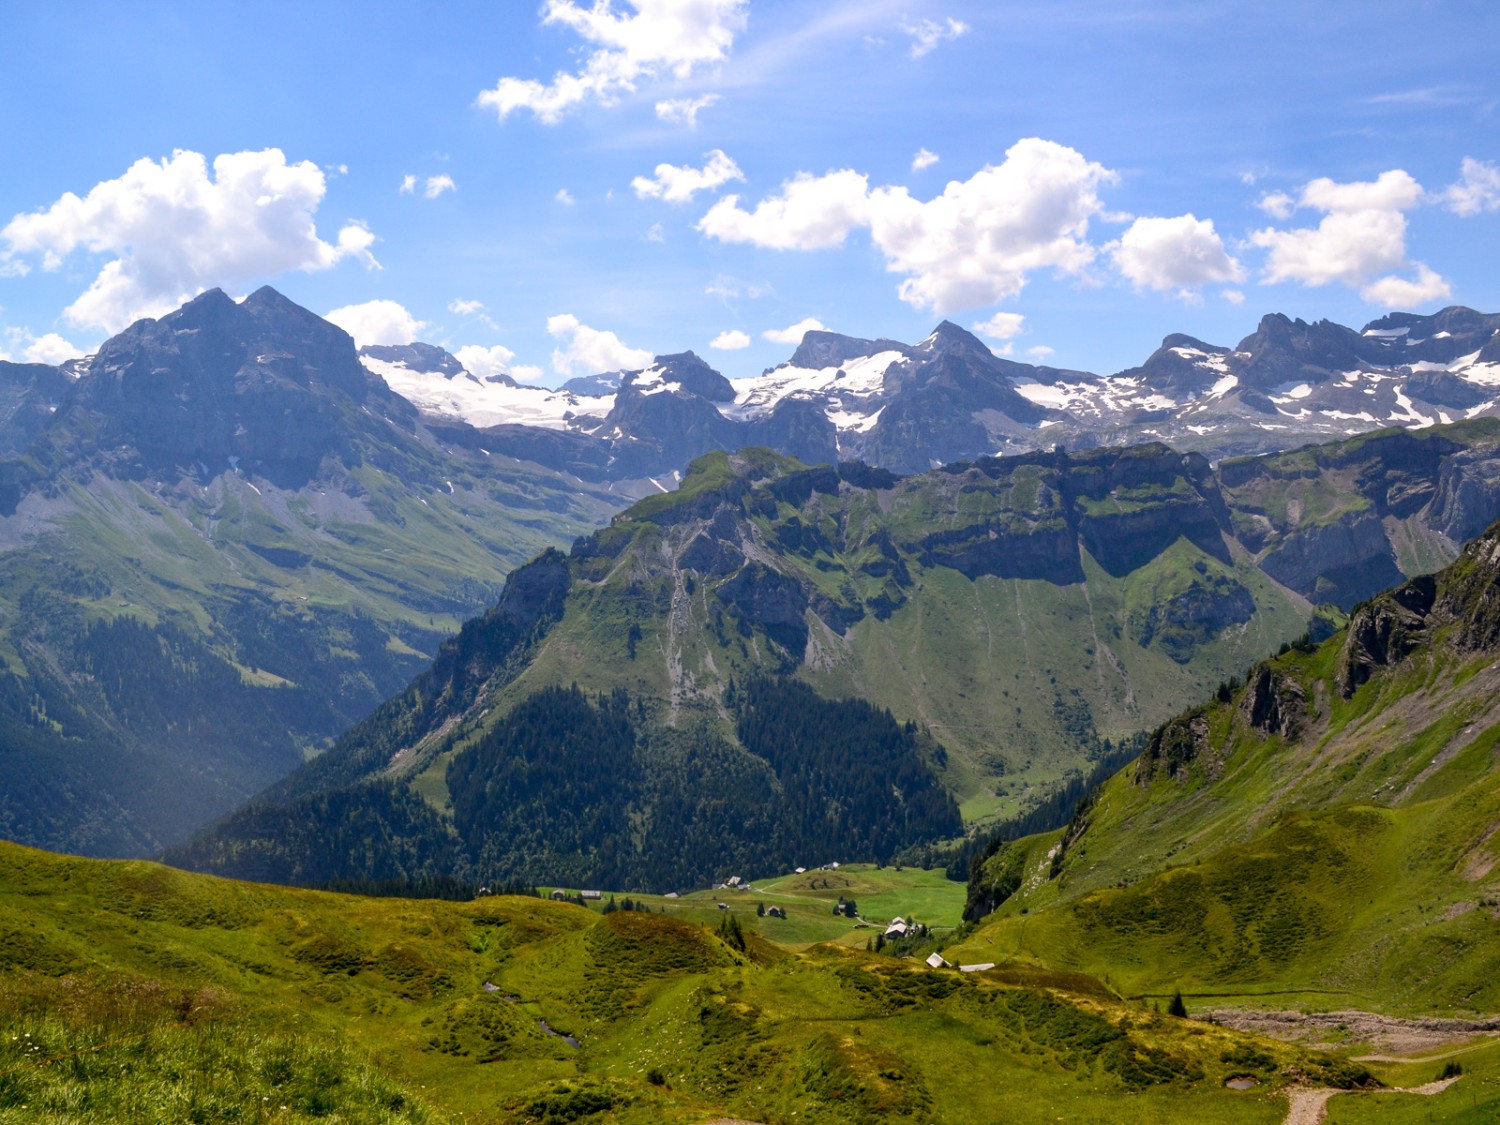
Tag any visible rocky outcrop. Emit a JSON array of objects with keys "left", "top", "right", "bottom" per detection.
[
  {"left": 1337, "top": 575, "right": 1436, "bottom": 697},
  {"left": 1136, "top": 710, "right": 1212, "bottom": 783},
  {"left": 1130, "top": 571, "right": 1257, "bottom": 663},
  {"left": 716, "top": 563, "right": 810, "bottom": 657},
  {"left": 1241, "top": 665, "right": 1307, "bottom": 739}
]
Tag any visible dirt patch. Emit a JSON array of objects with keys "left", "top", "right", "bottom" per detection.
[
  {"left": 1209, "top": 1009, "right": 1500, "bottom": 1054},
  {"left": 1284, "top": 1086, "right": 1338, "bottom": 1125},
  {"left": 1282, "top": 1076, "right": 1462, "bottom": 1125}
]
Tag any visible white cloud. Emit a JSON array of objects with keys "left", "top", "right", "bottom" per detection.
[
  {"left": 22, "top": 332, "right": 84, "bottom": 365},
  {"left": 455, "top": 343, "right": 518, "bottom": 379},
  {"left": 656, "top": 93, "right": 720, "bottom": 127},
  {"left": 902, "top": 16, "right": 968, "bottom": 58},
  {"left": 1, "top": 148, "right": 378, "bottom": 333},
  {"left": 326, "top": 299, "right": 429, "bottom": 347},
  {"left": 701, "top": 140, "right": 1117, "bottom": 314},
  {"left": 1223, "top": 289, "right": 1246, "bottom": 305},
  {"left": 868, "top": 139, "right": 1116, "bottom": 312},
  {"left": 477, "top": 0, "right": 749, "bottom": 124},
  {"left": 1028, "top": 345, "right": 1055, "bottom": 359},
  {"left": 699, "top": 169, "right": 871, "bottom": 250},
  {"left": 973, "top": 312, "right": 1025, "bottom": 340},
  {"left": 449, "top": 298, "right": 487, "bottom": 316},
  {"left": 911, "top": 148, "right": 940, "bottom": 172},
  {"left": 423, "top": 174, "right": 456, "bottom": 199},
  {"left": 1256, "top": 191, "right": 1294, "bottom": 219},
  {"left": 1359, "top": 265, "right": 1452, "bottom": 308},
  {"left": 1442, "top": 157, "right": 1500, "bottom": 216},
  {"left": 511, "top": 363, "right": 546, "bottom": 383},
  {"left": 556, "top": 188, "right": 576, "bottom": 206},
  {"left": 400, "top": 174, "right": 418, "bottom": 195},
  {"left": 1249, "top": 169, "right": 1441, "bottom": 304},
  {"left": 1109, "top": 214, "right": 1243, "bottom": 294},
  {"left": 709, "top": 329, "right": 751, "bottom": 349},
  {"left": 646, "top": 223, "right": 665, "bottom": 242},
  {"left": 547, "top": 313, "right": 652, "bottom": 376},
  {"left": 632, "top": 149, "right": 744, "bottom": 203},
  {"left": 762, "top": 317, "right": 825, "bottom": 345}
]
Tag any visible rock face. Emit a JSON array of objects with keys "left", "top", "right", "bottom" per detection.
[
  {"left": 49, "top": 286, "right": 417, "bottom": 488},
  {"left": 0, "top": 361, "right": 74, "bottom": 456}
]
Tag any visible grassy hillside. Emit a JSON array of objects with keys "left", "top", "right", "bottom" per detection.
[
  {"left": 0, "top": 840, "right": 1389, "bottom": 1124},
  {"left": 0, "top": 452, "right": 620, "bottom": 856},
  {"left": 953, "top": 521, "right": 1500, "bottom": 1018}
]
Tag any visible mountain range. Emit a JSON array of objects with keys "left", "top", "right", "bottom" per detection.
[
  {"left": 362, "top": 305, "right": 1500, "bottom": 477},
  {"left": 170, "top": 420, "right": 1500, "bottom": 892},
  {"left": 6, "top": 288, "right": 1500, "bottom": 866}
]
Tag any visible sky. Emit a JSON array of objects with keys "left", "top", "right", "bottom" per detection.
[{"left": 1, "top": 0, "right": 1497, "bottom": 385}]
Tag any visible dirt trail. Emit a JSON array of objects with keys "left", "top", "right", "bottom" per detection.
[
  {"left": 1283, "top": 1087, "right": 1339, "bottom": 1125},
  {"left": 1282, "top": 1077, "right": 1461, "bottom": 1125}
]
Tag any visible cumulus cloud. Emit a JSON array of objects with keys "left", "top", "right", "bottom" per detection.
[
  {"left": 1359, "top": 265, "right": 1452, "bottom": 308},
  {"left": 449, "top": 298, "right": 487, "bottom": 316},
  {"left": 326, "top": 299, "right": 429, "bottom": 347},
  {"left": 632, "top": 149, "right": 744, "bottom": 203},
  {"left": 400, "top": 174, "right": 418, "bottom": 195},
  {"left": 973, "top": 311, "right": 1025, "bottom": 340},
  {"left": 547, "top": 313, "right": 652, "bottom": 376},
  {"left": 1442, "top": 157, "right": 1500, "bottom": 216},
  {"left": 477, "top": 0, "right": 749, "bottom": 124},
  {"left": 1109, "top": 214, "right": 1243, "bottom": 295},
  {"left": 556, "top": 188, "right": 576, "bottom": 206},
  {"left": 656, "top": 93, "right": 719, "bottom": 126},
  {"left": 911, "top": 148, "right": 940, "bottom": 172},
  {"left": 701, "top": 140, "right": 1117, "bottom": 314},
  {"left": 1256, "top": 191, "right": 1294, "bottom": 219},
  {"left": 709, "top": 329, "right": 751, "bottom": 349},
  {"left": 1249, "top": 168, "right": 1444, "bottom": 304},
  {"left": 1223, "top": 289, "right": 1246, "bottom": 305},
  {"left": 454, "top": 343, "right": 519, "bottom": 380},
  {"left": 1028, "top": 345, "right": 1055, "bottom": 360},
  {"left": 762, "top": 317, "right": 825, "bottom": 345},
  {"left": 23, "top": 332, "right": 85, "bottom": 365},
  {"left": 1, "top": 149, "right": 378, "bottom": 333},
  {"left": 902, "top": 16, "right": 968, "bottom": 57},
  {"left": 699, "top": 169, "right": 871, "bottom": 250}
]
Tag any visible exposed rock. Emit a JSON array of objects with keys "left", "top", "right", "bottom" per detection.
[
  {"left": 1337, "top": 575, "right": 1436, "bottom": 697},
  {"left": 1240, "top": 665, "right": 1307, "bottom": 739}
]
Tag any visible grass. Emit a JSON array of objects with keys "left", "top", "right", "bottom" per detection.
[
  {"left": 952, "top": 572, "right": 1500, "bottom": 1018},
  {"left": 0, "top": 840, "right": 1376, "bottom": 1123}
]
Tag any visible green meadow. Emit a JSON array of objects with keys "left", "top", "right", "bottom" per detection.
[{"left": 0, "top": 843, "right": 1380, "bottom": 1123}]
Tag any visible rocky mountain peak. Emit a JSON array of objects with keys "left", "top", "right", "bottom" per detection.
[
  {"left": 788, "top": 330, "right": 911, "bottom": 370},
  {"left": 43, "top": 287, "right": 411, "bottom": 487},
  {"left": 360, "top": 342, "right": 479, "bottom": 382},
  {"left": 632, "top": 351, "right": 736, "bottom": 402}
]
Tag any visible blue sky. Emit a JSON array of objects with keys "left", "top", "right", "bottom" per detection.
[{"left": 1, "top": 0, "right": 1497, "bottom": 383}]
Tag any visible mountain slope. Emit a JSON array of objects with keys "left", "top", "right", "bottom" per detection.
[
  {"left": 169, "top": 440, "right": 1343, "bottom": 890},
  {"left": 954, "top": 518, "right": 1500, "bottom": 1015},
  {"left": 0, "top": 288, "right": 625, "bottom": 857}
]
